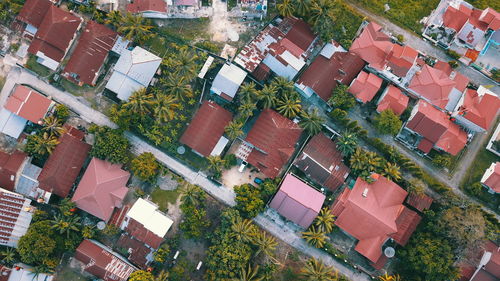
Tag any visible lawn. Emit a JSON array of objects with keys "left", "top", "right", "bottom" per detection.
[
  {"left": 151, "top": 188, "right": 182, "bottom": 211},
  {"left": 57, "top": 78, "right": 88, "bottom": 96},
  {"left": 25, "top": 54, "right": 52, "bottom": 77}
]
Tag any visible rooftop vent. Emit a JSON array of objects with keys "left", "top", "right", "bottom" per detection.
[{"left": 362, "top": 188, "right": 369, "bottom": 197}]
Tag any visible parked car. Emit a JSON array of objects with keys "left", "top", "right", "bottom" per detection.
[{"left": 254, "top": 177, "right": 263, "bottom": 185}]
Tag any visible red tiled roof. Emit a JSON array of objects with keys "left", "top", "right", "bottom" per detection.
[
  {"left": 405, "top": 193, "right": 433, "bottom": 212},
  {"left": 75, "top": 239, "right": 136, "bottom": 281},
  {"left": 27, "top": 5, "right": 82, "bottom": 63},
  {"left": 283, "top": 18, "right": 316, "bottom": 54},
  {"left": 458, "top": 88, "right": 500, "bottom": 131},
  {"left": 406, "top": 100, "right": 467, "bottom": 155},
  {"left": 297, "top": 51, "right": 365, "bottom": 101},
  {"left": 269, "top": 174, "right": 325, "bottom": 228},
  {"left": 125, "top": 218, "right": 164, "bottom": 249},
  {"left": 482, "top": 162, "right": 500, "bottom": 193},
  {"left": 0, "top": 150, "right": 27, "bottom": 191},
  {"left": 480, "top": 8, "right": 500, "bottom": 30},
  {"left": 37, "top": 127, "right": 91, "bottom": 198},
  {"left": 390, "top": 207, "right": 421, "bottom": 245},
  {"left": 109, "top": 205, "right": 130, "bottom": 227},
  {"left": 72, "top": 158, "right": 130, "bottom": 222},
  {"left": 386, "top": 44, "right": 418, "bottom": 77},
  {"left": 116, "top": 234, "right": 152, "bottom": 269},
  {"left": 294, "top": 134, "right": 350, "bottom": 191},
  {"left": 376, "top": 85, "right": 409, "bottom": 116},
  {"left": 180, "top": 100, "right": 233, "bottom": 157},
  {"left": 251, "top": 63, "right": 271, "bottom": 81},
  {"left": 443, "top": 4, "right": 472, "bottom": 31},
  {"left": 127, "top": 0, "right": 167, "bottom": 13},
  {"left": 5, "top": 85, "right": 52, "bottom": 124},
  {"left": 434, "top": 61, "right": 469, "bottom": 92},
  {"left": 348, "top": 71, "right": 383, "bottom": 103},
  {"left": 332, "top": 175, "right": 413, "bottom": 263},
  {"left": 16, "top": 0, "right": 53, "bottom": 28},
  {"left": 417, "top": 138, "right": 434, "bottom": 154},
  {"left": 245, "top": 109, "right": 303, "bottom": 178},
  {"left": 63, "top": 21, "right": 117, "bottom": 86},
  {"left": 349, "top": 22, "right": 393, "bottom": 70}
]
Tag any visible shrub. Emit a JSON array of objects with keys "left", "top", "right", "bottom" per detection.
[
  {"left": 446, "top": 49, "right": 461, "bottom": 60},
  {"left": 448, "top": 60, "right": 459, "bottom": 69},
  {"left": 396, "top": 34, "right": 405, "bottom": 42},
  {"left": 432, "top": 154, "right": 452, "bottom": 169}
]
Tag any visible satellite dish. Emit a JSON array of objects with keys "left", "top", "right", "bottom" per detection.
[
  {"left": 96, "top": 221, "right": 106, "bottom": 230},
  {"left": 177, "top": 146, "right": 186, "bottom": 155},
  {"left": 384, "top": 247, "right": 395, "bottom": 258}
]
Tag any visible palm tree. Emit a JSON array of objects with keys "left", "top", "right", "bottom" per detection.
[
  {"left": 277, "top": 0, "right": 295, "bottom": 17},
  {"left": 239, "top": 82, "right": 258, "bottom": 103},
  {"left": 300, "top": 258, "right": 338, "bottom": 281},
  {"left": 0, "top": 248, "right": 16, "bottom": 265},
  {"left": 379, "top": 273, "right": 401, "bottom": 281},
  {"left": 301, "top": 226, "right": 327, "bottom": 248},
  {"left": 231, "top": 216, "right": 256, "bottom": 243},
  {"left": 299, "top": 109, "right": 324, "bottom": 135},
  {"left": 253, "top": 230, "right": 278, "bottom": 258},
  {"left": 51, "top": 214, "right": 81, "bottom": 238},
  {"left": 173, "top": 48, "right": 198, "bottom": 78},
  {"left": 309, "top": 0, "right": 335, "bottom": 26},
  {"left": 336, "top": 130, "right": 358, "bottom": 157},
  {"left": 233, "top": 264, "right": 263, "bottom": 281},
  {"left": 225, "top": 120, "right": 244, "bottom": 140},
  {"left": 153, "top": 94, "right": 180, "bottom": 123},
  {"left": 30, "top": 264, "right": 55, "bottom": 280},
  {"left": 257, "top": 84, "right": 277, "bottom": 109},
  {"left": 124, "top": 87, "right": 154, "bottom": 116},
  {"left": 239, "top": 101, "right": 257, "bottom": 118},
  {"left": 314, "top": 207, "right": 335, "bottom": 233},
  {"left": 26, "top": 132, "right": 59, "bottom": 157},
  {"left": 276, "top": 95, "right": 302, "bottom": 118},
  {"left": 105, "top": 10, "right": 122, "bottom": 29},
  {"left": 293, "top": 0, "right": 311, "bottom": 17},
  {"left": 207, "top": 155, "right": 226, "bottom": 174},
  {"left": 162, "top": 74, "right": 193, "bottom": 101},
  {"left": 272, "top": 76, "right": 294, "bottom": 97},
  {"left": 117, "top": 12, "right": 154, "bottom": 42},
  {"left": 382, "top": 162, "right": 401, "bottom": 182},
  {"left": 42, "top": 116, "right": 65, "bottom": 137},
  {"left": 155, "top": 270, "right": 170, "bottom": 281},
  {"left": 181, "top": 183, "right": 204, "bottom": 207}
]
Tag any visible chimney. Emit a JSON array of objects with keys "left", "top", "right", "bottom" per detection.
[{"left": 362, "top": 188, "right": 369, "bottom": 197}]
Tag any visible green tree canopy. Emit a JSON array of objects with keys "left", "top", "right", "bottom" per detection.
[
  {"left": 234, "top": 184, "right": 265, "bottom": 218},
  {"left": 328, "top": 85, "right": 356, "bottom": 111},
  {"left": 131, "top": 152, "right": 160, "bottom": 183},
  {"left": 373, "top": 109, "right": 402, "bottom": 136},
  {"left": 128, "top": 270, "right": 155, "bottom": 281},
  {"left": 89, "top": 126, "right": 130, "bottom": 164},
  {"left": 17, "top": 221, "right": 57, "bottom": 265}
]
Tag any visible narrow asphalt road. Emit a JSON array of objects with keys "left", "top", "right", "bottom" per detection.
[
  {"left": 345, "top": 0, "right": 500, "bottom": 94},
  {"left": 0, "top": 66, "right": 372, "bottom": 281}
]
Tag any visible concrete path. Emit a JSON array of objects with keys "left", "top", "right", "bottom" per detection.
[
  {"left": 0, "top": 66, "right": 371, "bottom": 280},
  {"left": 345, "top": 0, "right": 500, "bottom": 95}
]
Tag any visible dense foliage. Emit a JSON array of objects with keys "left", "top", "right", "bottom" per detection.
[
  {"left": 179, "top": 184, "right": 210, "bottom": 238},
  {"left": 131, "top": 152, "right": 161, "bottom": 183},
  {"left": 373, "top": 109, "right": 403, "bottom": 136},
  {"left": 234, "top": 179, "right": 278, "bottom": 218},
  {"left": 89, "top": 125, "right": 130, "bottom": 164}
]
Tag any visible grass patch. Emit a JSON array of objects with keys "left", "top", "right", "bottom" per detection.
[
  {"left": 151, "top": 188, "right": 182, "bottom": 211},
  {"left": 25, "top": 55, "right": 52, "bottom": 77},
  {"left": 54, "top": 267, "right": 91, "bottom": 281},
  {"left": 57, "top": 78, "right": 90, "bottom": 96},
  {"left": 0, "top": 76, "right": 5, "bottom": 90}
]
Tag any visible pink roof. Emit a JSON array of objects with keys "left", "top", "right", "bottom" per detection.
[
  {"left": 127, "top": 0, "right": 167, "bottom": 13},
  {"left": 376, "top": 85, "right": 409, "bottom": 116},
  {"left": 480, "top": 8, "right": 500, "bottom": 30},
  {"left": 458, "top": 88, "right": 500, "bottom": 131},
  {"left": 349, "top": 22, "right": 393, "bottom": 70},
  {"left": 386, "top": 44, "right": 418, "bottom": 77},
  {"left": 72, "top": 158, "right": 130, "bottom": 222},
  {"left": 332, "top": 175, "right": 410, "bottom": 262},
  {"left": 348, "top": 71, "right": 383, "bottom": 103},
  {"left": 5, "top": 85, "right": 52, "bottom": 123},
  {"left": 443, "top": 4, "right": 472, "bottom": 31},
  {"left": 269, "top": 174, "right": 325, "bottom": 228},
  {"left": 483, "top": 162, "right": 500, "bottom": 193}
]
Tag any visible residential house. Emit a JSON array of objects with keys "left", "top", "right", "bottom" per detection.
[
  {"left": 269, "top": 173, "right": 325, "bottom": 228},
  {"left": 350, "top": 22, "right": 419, "bottom": 82},
  {"left": 0, "top": 188, "right": 34, "bottom": 248},
  {"left": 236, "top": 109, "right": 303, "bottom": 178},
  {"left": 402, "top": 100, "right": 468, "bottom": 155},
  {"left": 4, "top": 264, "right": 54, "bottom": 281},
  {"left": 174, "top": 0, "right": 198, "bottom": 7},
  {"left": 459, "top": 240, "right": 500, "bottom": 281},
  {"left": 452, "top": 86, "right": 500, "bottom": 133},
  {"left": 408, "top": 61, "right": 469, "bottom": 111},
  {"left": 210, "top": 63, "right": 248, "bottom": 102},
  {"left": 0, "top": 85, "right": 54, "bottom": 139},
  {"left": 376, "top": 85, "right": 409, "bottom": 116},
  {"left": 480, "top": 162, "right": 500, "bottom": 194},
  {"left": 180, "top": 100, "right": 233, "bottom": 157},
  {"left": 62, "top": 21, "right": 118, "bottom": 86},
  {"left": 331, "top": 174, "right": 421, "bottom": 265},
  {"left": 294, "top": 133, "right": 350, "bottom": 191},
  {"left": 127, "top": 0, "right": 168, "bottom": 18},
  {"left": 295, "top": 41, "right": 365, "bottom": 101},
  {"left": 119, "top": 198, "right": 173, "bottom": 267},
  {"left": 72, "top": 158, "right": 130, "bottom": 222},
  {"left": 0, "top": 150, "right": 27, "bottom": 192},
  {"left": 234, "top": 17, "right": 317, "bottom": 80},
  {"left": 105, "top": 46, "right": 161, "bottom": 101},
  {"left": 37, "top": 126, "right": 91, "bottom": 198},
  {"left": 74, "top": 239, "right": 137, "bottom": 281},
  {"left": 348, "top": 71, "right": 383, "bottom": 103},
  {"left": 18, "top": 1, "right": 83, "bottom": 70}
]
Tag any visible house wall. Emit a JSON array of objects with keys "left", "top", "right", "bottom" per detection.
[{"left": 453, "top": 114, "right": 485, "bottom": 132}]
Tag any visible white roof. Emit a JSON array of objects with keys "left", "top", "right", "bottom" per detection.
[
  {"left": 0, "top": 108, "right": 27, "bottom": 139},
  {"left": 210, "top": 136, "right": 229, "bottom": 156},
  {"left": 320, "top": 42, "right": 346, "bottom": 59},
  {"left": 111, "top": 36, "right": 130, "bottom": 55},
  {"left": 210, "top": 63, "right": 247, "bottom": 99},
  {"left": 8, "top": 267, "right": 53, "bottom": 281},
  {"left": 126, "top": 198, "right": 173, "bottom": 238},
  {"left": 106, "top": 46, "right": 161, "bottom": 101}
]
